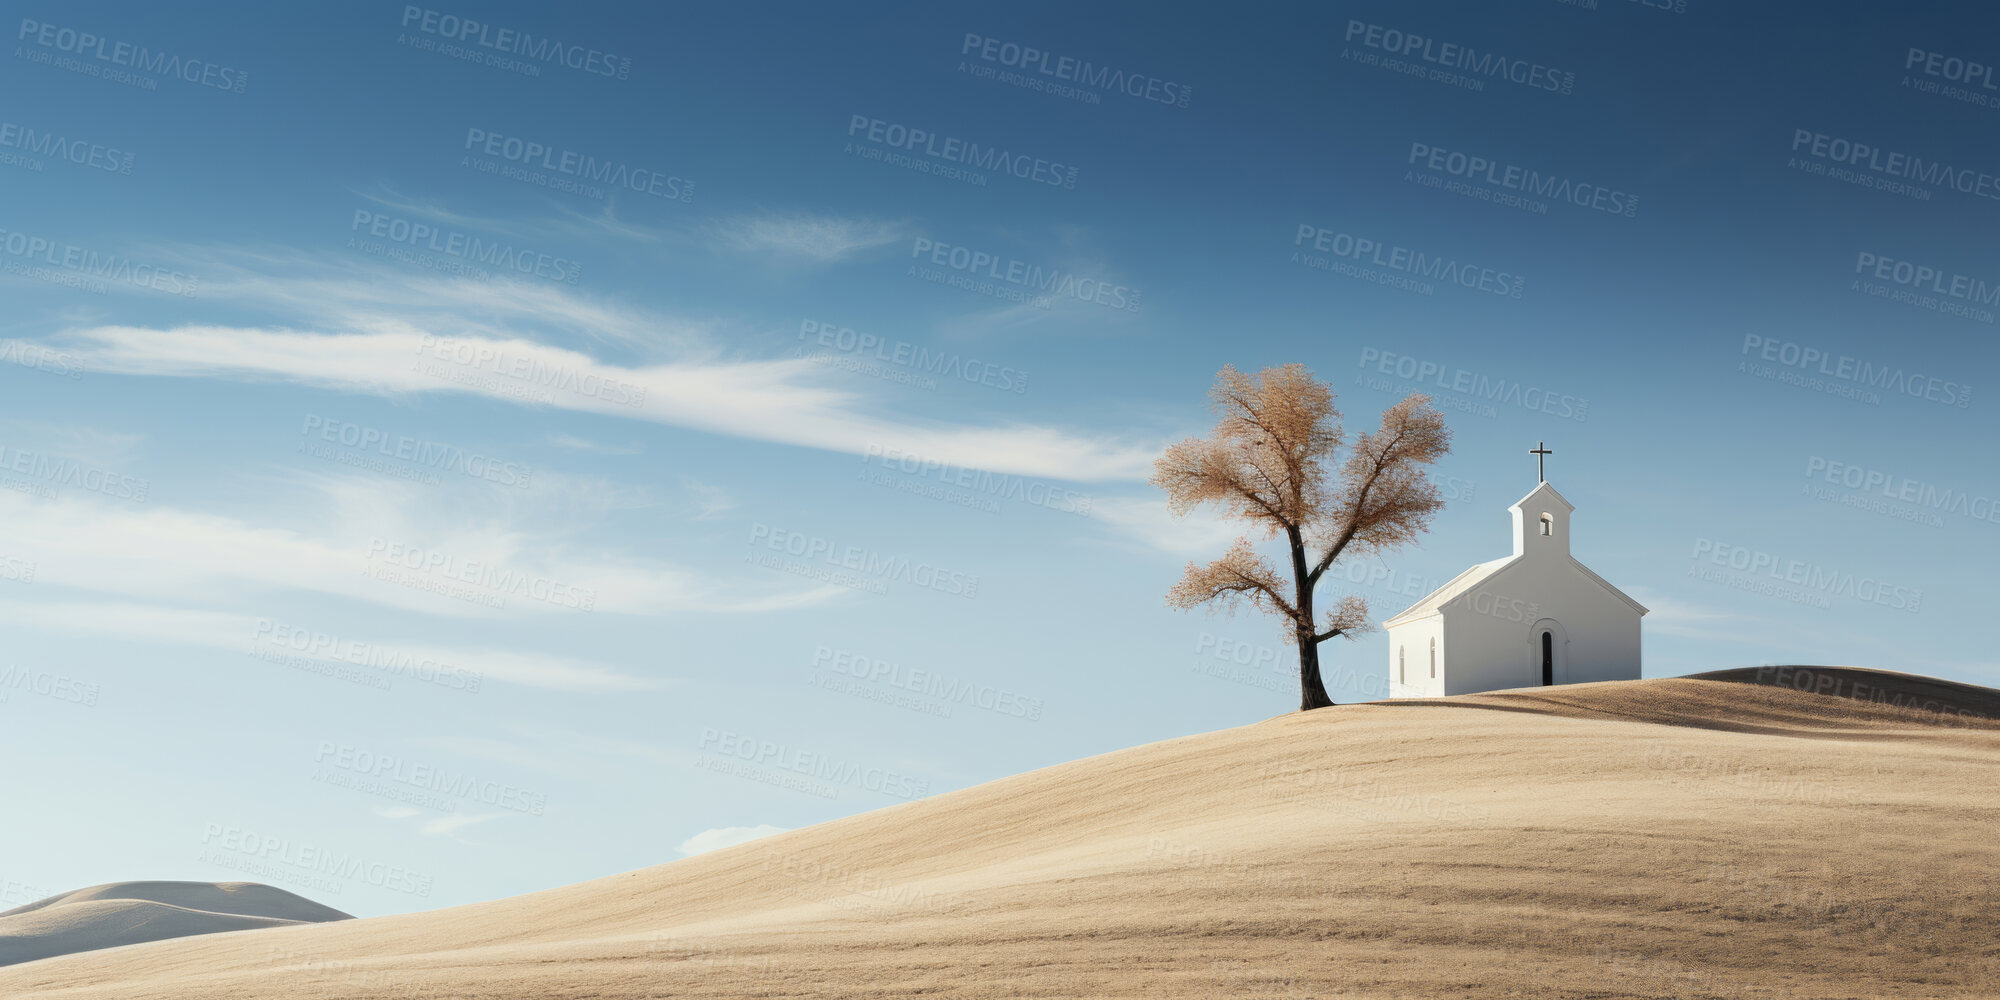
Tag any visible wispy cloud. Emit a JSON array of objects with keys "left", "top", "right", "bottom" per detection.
[
  {"left": 544, "top": 432, "right": 644, "bottom": 455},
  {"left": 677, "top": 824, "right": 790, "bottom": 857},
  {"left": 419, "top": 812, "right": 512, "bottom": 838},
  {"left": 682, "top": 478, "right": 736, "bottom": 520},
  {"left": 352, "top": 185, "right": 671, "bottom": 245},
  {"left": 1626, "top": 589, "right": 1790, "bottom": 642},
  {"left": 709, "top": 212, "right": 914, "bottom": 262},
  {"left": 13, "top": 244, "right": 1158, "bottom": 481},
  {"left": 1089, "top": 496, "right": 1244, "bottom": 556},
  {"left": 930, "top": 227, "right": 1147, "bottom": 339},
  {"left": 110, "top": 245, "right": 712, "bottom": 356},
  {"left": 0, "top": 474, "right": 836, "bottom": 621},
  {"left": 42, "top": 323, "right": 1156, "bottom": 481},
  {"left": 0, "top": 448, "right": 851, "bottom": 693},
  {"left": 0, "top": 595, "right": 665, "bottom": 692}
]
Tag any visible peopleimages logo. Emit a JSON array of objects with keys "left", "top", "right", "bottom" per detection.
[
  {"left": 314, "top": 742, "right": 546, "bottom": 815},
  {"left": 16, "top": 18, "right": 249, "bottom": 93},
  {"left": 1689, "top": 538, "right": 1922, "bottom": 613},
  {"left": 958, "top": 33, "right": 1192, "bottom": 108},
  {"left": 301, "top": 413, "right": 533, "bottom": 488},
  {"left": 0, "top": 442, "right": 151, "bottom": 500},
  {"left": 0, "top": 228, "right": 197, "bottom": 297},
  {"left": 1789, "top": 129, "right": 2000, "bottom": 201},
  {"left": 797, "top": 320, "right": 1028, "bottom": 394},
  {"left": 462, "top": 128, "right": 693, "bottom": 202},
  {"left": 351, "top": 209, "right": 581, "bottom": 285},
  {"left": 0, "top": 665, "right": 100, "bottom": 706},
  {"left": 1904, "top": 48, "right": 1998, "bottom": 91},
  {"left": 362, "top": 538, "right": 598, "bottom": 611},
  {"left": 747, "top": 523, "right": 980, "bottom": 598},
  {"left": 1407, "top": 142, "right": 1637, "bottom": 217},
  {"left": 1804, "top": 457, "right": 2000, "bottom": 526},
  {"left": 861, "top": 444, "right": 1093, "bottom": 516},
  {"left": 1296, "top": 224, "right": 1525, "bottom": 299},
  {"left": 698, "top": 728, "right": 931, "bottom": 800},
  {"left": 412, "top": 335, "right": 648, "bottom": 408},
  {"left": 200, "top": 823, "right": 433, "bottom": 896},
  {"left": 0, "top": 340, "right": 82, "bottom": 379},
  {"left": 252, "top": 619, "right": 483, "bottom": 693},
  {"left": 1738, "top": 334, "right": 1971, "bottom": 408},
  {"left": 846, "top": 115, "right": 1078, "bottom": 190},
  {"left": 0, "top": 122, "right": 134, "bottom": 174},
  {"left": 1356, "top": 348, "right": 1585, "bottom": 420},
  {"left": 1853, "top": 251, "right": 2000, "bottom": 308},
  {"left": 811, "top": 646, "right": 1045, "bottom": 721},
  {"left": 399, "top": 6, "right": 631, "bottom": 79},
  {"left": 1342, "top": 20, "right": 1575, "bottom": 94},
  {"left": 910, "top": 238, "right": 1139, "bottom": 311}
]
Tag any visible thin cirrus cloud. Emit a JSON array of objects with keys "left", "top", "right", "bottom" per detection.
[
  {"left": 0, "top": 596, "right": 661, "bottom": 692},
  {"left": 708, "top": 212, "right": 915, "bottom": 262},
  {"left": 418, "top": 813, "right": 512, "bottom": 838},
  {"left": 351, "top": 185, "right": 672, "bottom": 246},
  {"left": 0, "top": 461, "right": 845, "bottom": 695},
  {"left": 677, "top": 824, "right": 791, "bottom": 857},
  {"left": 39, "top": 322, "right": 1158, "bottom": 482},
  {"left": 680, "top": 478, "right": 737, "bottom": 520},
  {"left": 1089, "top": 496, "right": 1245, "bottom": 557},
  {"left": 16, "top": 247, "right": 1158, "bottom": 481},
  {"left": 353, "top": 189, "right": 907, "bottom": 256},
  {"left": 544, "top": 432, "right": 644, "bottom": 455},
  {"left": 0, "top": 477, "right": 837, "bottom": 622}
]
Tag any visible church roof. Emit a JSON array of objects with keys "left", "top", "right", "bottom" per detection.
[
  {"left": 1382, "top": 556, "right": 1515, "bottom": 628},
  {"left": 1382, "top": 552, "right": 1650, "bottom": 627},
  {"left": 1567, "top": 559, "right": 1650, "bottom": 616},
  {"left": 1509, "top": 480, "right": 1574, "bottom": 512}
]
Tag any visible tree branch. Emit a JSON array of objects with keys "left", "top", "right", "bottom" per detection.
[
  {"left": 1306, "top": 424, "right": 1405, "bottom": 585},
  {"left": 1309, "top": 594, "right": 1373, "bottom": 646},
  {"left": 1214, "top": 569, "right": 1299, "bottom": 623},
  {"left": 1165, "top": 538, "right": 1299, "bottom": 625}
]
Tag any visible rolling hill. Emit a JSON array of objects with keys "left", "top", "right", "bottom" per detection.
[{"left": 1, "top": 666, "right": 1995, "bottom": 998}]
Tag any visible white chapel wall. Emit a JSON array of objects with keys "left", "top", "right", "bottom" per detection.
[
  {"left": 1386, "top": 615, "right": 1445, "bottom": 699},
  {"left": 1442, "top": 556, "right": 1640, "bottom": 694}
]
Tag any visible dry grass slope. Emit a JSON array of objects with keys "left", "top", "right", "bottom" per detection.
[{"left": 2, "top": 666, "right": 1995, "bottom": 999}]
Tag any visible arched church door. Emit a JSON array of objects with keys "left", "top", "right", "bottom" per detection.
[{"left": 1540, "top": 631, "right": 1553, "bottom": 686}]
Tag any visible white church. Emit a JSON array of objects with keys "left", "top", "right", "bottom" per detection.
[{"left": 1385, "top": 444, "right": 1645, "bottom": 697}]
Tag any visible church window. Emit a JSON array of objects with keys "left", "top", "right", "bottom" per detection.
[
  {"left": 1539, "top": 513, "right": 1553, "bottom": 536},
  {"left": 1430, "top": 638, "right": 1436, "bottom": 677},
  {"left": 1398, "top": 647, "right": 1405, "bottom": 684}
]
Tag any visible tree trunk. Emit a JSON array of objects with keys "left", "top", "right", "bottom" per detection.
[
  {"left": 1297, "top": 637, "right": 1335, "bottom": 711},
  {"left": 1286, "top": 525, "right": 1336, "bottom": 711}
]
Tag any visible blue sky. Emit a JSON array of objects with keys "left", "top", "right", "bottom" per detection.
[{"left": 2, "top": 0, "right": 1995, "bottom": 916}]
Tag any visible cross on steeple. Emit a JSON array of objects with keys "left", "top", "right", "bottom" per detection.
[{"left": 1530, "top": 441, "right": 1553, "bottom": 483}]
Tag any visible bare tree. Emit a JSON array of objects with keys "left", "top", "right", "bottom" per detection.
[{"left": 1153, "top": 364, "right": 1451, "bottom": 711}]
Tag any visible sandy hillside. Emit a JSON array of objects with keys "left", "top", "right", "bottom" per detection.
[
  {"left": 0, "top": 881, "right": 351, "bottom": 968},
  {"left": 3, "top": 666, "right": 1996, "bottom": 999}
]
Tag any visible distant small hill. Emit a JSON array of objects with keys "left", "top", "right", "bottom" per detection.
[
  {"left": 1689, "top": 663, "right": 2000, "bottom": 717},
  {"left": 0, "top": 881, "right": 350, "bottom": 967}
]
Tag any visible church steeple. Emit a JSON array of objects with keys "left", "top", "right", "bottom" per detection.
[{"left": 1509, "top": 479, "right": 1574, "bottom": 558}]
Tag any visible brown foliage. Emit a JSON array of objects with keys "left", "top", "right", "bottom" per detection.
[{"left": 1153, "top": 365, "right": 1450, "bottom": 706}]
